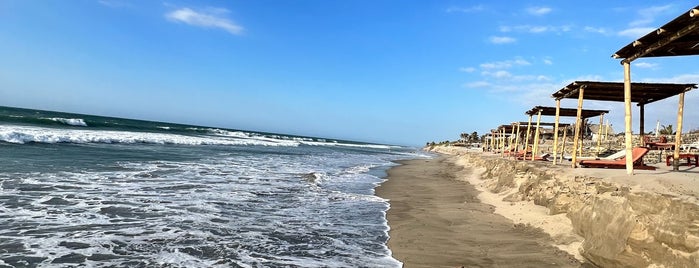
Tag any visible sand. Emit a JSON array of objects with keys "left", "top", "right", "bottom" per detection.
[{"left": 375, "top": 156, "right": 583, "bottom": 268}]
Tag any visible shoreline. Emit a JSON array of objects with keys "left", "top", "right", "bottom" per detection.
[{"left": 376, "top": 156, "right": 581, "bottom": 267}]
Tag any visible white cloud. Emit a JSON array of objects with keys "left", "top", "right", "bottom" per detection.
[
  {"left": 629, "top": 5, "right": 673, "bottom": 27},
  {"left": 459, "top": 67, "right": 476, "bottom": 73},
  {"left": 526, "top": 6, "right": 552, "bottom": 16},
  {"left": 488, "top": 36, "right": 516, "bottom": 44},
  {"left": 617, "top": 27, "right": 655, "bottom": 38},
  {"left": 482, "top": 70, "right": 512, "bottom": 78},
  {"left": 634, "top": 62, "right": 658, "bottom": 69},
  {"left": 480, "top": 58, "right": 531, "bottom": 69},
  {"left": 165, "top": 7, "right": 244, "bottom": 35},
  {"left": 463, "top": 81, "right": 491, "bottom": 88},
  {"left": 584, "top": 26, "right": 608, "bottom": 34},
  {"left": 446, "top": 5, "right": 485, "bottom": 13},
  {"left": 543, "top": 59, "right": 553, "bottom": 65},
  {"left": 500, "top": 25, "right": 572, "bottom": 34},
  {"left": 99, "top": 0, "right": 131, "bottom": 8}
]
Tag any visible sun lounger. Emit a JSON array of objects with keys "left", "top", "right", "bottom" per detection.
[
  {"left": 579, "top": 147, "right": 655, "bottom": 170},
  {"left": 517, "top": 153, "right": 550, "bottom": 161},
  {"left": 574, "top": 149, "right": 627, "bottom": 161},
  {"left": 680, "top": 141, "right": 699, "bottom": 152}
]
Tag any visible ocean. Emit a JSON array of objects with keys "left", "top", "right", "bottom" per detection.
[{"left": 0, "top": 106, "right": 427, "bottom": 267}]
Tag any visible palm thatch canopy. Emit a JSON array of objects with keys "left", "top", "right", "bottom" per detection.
[
  {"left": 613, "top": 5, "right": 699, "bottom": 61},
  {"left": 552, "top": 81, "right": 696, "bottom": 105},
  {"left": 525, "top": 106, "right": 608, "bottom": 118}
]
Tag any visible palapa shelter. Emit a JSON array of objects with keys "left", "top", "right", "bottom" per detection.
[
  {"left": 526, "top": 106, "right": 609, "bottom": 165},
  {"left": 612, "top": 5, "right": 699, "bottom": 174},
  {"left": 552, "top": 81, "right": 696, "bottom": 172}
]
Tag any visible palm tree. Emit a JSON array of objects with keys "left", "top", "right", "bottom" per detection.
[{"left": 659, "top": 124, "right": 674, "bottom": 135}]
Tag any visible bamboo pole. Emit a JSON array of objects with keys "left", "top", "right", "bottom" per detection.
[
  {"left": 553, "top": 99, "right": 561, "bottom": 164},
  {"left": 673, "top": 92, "right": 685, "bottom": 171},
  {"left": 500, "top": 128, "right": 506, "bottom": 158},
  {"left": 509, "top": 123, "right": 516, "bottom": 155},
  {"left": 623, "top": 62, "right": 634, "bottom": 175},
  {"left": 561, "top": 126, "right": 568, "bottom": 159},
  {"left": 639, "top": 104, "right": 645, "bottom": 146},
  {"left": 532, "top": 110, "right": 542, "bottom": 161},
  {"left": 524, "top": 115, "right": 533, "bottom": 160},
  {"left": 514, "top": 123, "right": 521, "bottom": 152},
  {"left": 596, "top": 113, "right": 604, "bottom": 155},
  {"left": 571, "top": 87, "right": 585, "bottom": 168}
]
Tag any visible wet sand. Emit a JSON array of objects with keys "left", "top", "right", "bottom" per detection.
[{"left": 375, "top": 156, "right": 582, "bottom": 268}]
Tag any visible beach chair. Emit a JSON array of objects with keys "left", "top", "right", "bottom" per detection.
[
  {"left": 574, "top": 149, "right": 626, "bottom": 161},
  {"left": 579, "top": 147, "right": 655, "bottom": 170},
  {"left": 517, "top": 153, "right": 550, "bottom": 161},
  {"left": 680, "top": 141, "right": 699, "bottom": 152}
]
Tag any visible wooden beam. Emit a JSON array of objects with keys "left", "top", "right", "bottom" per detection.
[
  {"left": 561, "top": 126, "right": 568, "bottom": 161},
  {"left": 623, "top": 62, "right": 634, "bottom": 175},
  {"left": 673, "top": 92, "right": 685, "bottom": 171},
  {"left": 532, "top": 109, "right": 542, "bottom": 162},
  {"left": 553, "top": 99, "right": 561, "bottom": 164},
  {"left": 509, "top": 123, "right": 516, "bottom": 157},
  {"left": 571, "top": 87, "right": 585, "bottom": 167}
]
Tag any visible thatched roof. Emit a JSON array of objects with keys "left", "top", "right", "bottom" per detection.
[
  {"left": 552, "top": 81, "right": 696, "bottom": 105},
  {"left": 525, "top": 106, "right": 608, "bottom": 118},
  {"left": 613, "top": 6, "right": 699, "bottom": 61}
]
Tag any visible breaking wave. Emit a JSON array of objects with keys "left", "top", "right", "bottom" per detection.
[{"left": 43, "top": 117, "right": 88, "bottom": 126}]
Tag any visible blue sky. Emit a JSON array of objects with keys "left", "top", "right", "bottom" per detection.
[{"left": 1, "top": 1, "right": 698, "bottom": 146}]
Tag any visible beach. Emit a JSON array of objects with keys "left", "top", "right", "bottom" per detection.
[
  {"left": 382, "top": 146, "right": 699, "bottom": 268},
  {"left": 376, "top": 156, "right": 582, "bottom": 267}
]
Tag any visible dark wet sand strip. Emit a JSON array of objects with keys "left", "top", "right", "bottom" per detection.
[{"left": 375, "top": 156, "right": 583, "bottom": 268}]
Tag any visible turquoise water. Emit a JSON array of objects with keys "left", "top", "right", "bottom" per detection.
[{"left": 0, "top": 106, "right": 427, "bottom": 267}]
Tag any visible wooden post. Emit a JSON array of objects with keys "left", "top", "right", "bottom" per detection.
[
  {"left": 673, "top": 92, "right": 685, "bottom": 171},
  {"left": 561, "top": 126, "right": 568, "bottom": 159},
  {"left": 509, "top": 123, "right": 516, "bottom": 155},
  {"left": 500, "top": 128, "right": 506, "bottom": 158},
  {"left": 571, "top": 86, "right": 585, "bottom": 168},
  {"left": 514, "top": 123, "right": 521, "bottom": 152},
  {"left": 639, "top": 104, "right": 645, "bottom": 146},
  {"left": 524, "top": 115, "right": 533, "bottom": 160},
  {"left": 553, "top": 99, "right": 561, "bottom": 164},
  {"left": 623, "top": 62, "right": 634, "bottom": 175},
  {"left": 596, "top": 113, "right": 604, "bottom": 155},
  {"left": 532, "top": 110, "right": 542, "bottom": 161}
]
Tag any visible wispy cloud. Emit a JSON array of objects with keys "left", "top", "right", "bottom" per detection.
[
  {"left": 98, "top": 0, "right": 132, "bottom": 8},
  {"left": 500, "top": 25, "right": 572, "bottom": 34},
  {"left": 629, "top": 5, "right": 673, "bottom": 27},
  {"left": 488, "top": 36, "right": 516, "bottom": 44},
  {"left": 463, "top": 81, "right": 491, "bottom": 88},
  {"left": 635, "top": 62, "right": 658, "bottom": 69},
  {"left": 543, "top": 58, "right": 553, "bottom": 65},
  {"left": 446, "top": 5, "right": 485, "bottom": 13},
  {"left": 459, "top": 67, "right": 476, "bottom": 73},
  {"left": 526, "top": 6, "right": 552, "bottom": 16},
  {"left": 583, "top": 26, "right": 609, "bottom": 35},
  {"left": 480, "top": 58, "right": 531, "bottom": 69},
  {"left": 617, "top": 27, "right": 655, "bottom": 38},
  {"left": 165, "top": 7, "right": 244, "bottom": 35}
]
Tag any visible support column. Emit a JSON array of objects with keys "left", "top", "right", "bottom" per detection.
[
  {"left": 524, "top": 115, "right": 533, "bottom": 159},
  {"left": 561, "top": 126, "right": 568, "bottom": 160},
  {"left": 623, "top": 62, "right": 634, "bottom": 175},
  {"left": 532, "top": 110, "right": 542, "bottom": 161},
  {"left": 673, "top": 92, "right": 685, "bottom": 171},
  {"left": 552, "top": 100, "right": 561, "bottom": 164},
  {"left": 509, "top": 123, "right": 516, "bottom": 154},
  {"left": 571, "top": 87, "right": 585, "bottom": 168},
  {"left": 640, "top": 104, "right": 645, "bottom": 146},
  {"left": 514, "top": 123, "right": 521, "bottom": 152},
  {"left": 500, "top": 128, "right": 506, "bottom": 158},
  {"left": 596, "top": 113, "right": 604, "bottom": 155}
]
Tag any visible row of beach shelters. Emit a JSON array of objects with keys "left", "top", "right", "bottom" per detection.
[{"left": 483, "top": 5, "right": 699, "bottom": 175}]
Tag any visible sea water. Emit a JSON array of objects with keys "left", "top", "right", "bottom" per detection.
[{"left": 0, "top": 106, "right": 427, "bottom": 267}]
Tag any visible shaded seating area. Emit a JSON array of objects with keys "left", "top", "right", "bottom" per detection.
[{"left": 580, "top": 147, "right": 656, "bottom": 170}]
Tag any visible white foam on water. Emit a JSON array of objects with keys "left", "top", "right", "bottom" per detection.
[
  {"left": 0, "top": 125, "right": 299, "bottom": 146},
  {"left": 44, "top": 117, "right": 88, "bottom": 126}
]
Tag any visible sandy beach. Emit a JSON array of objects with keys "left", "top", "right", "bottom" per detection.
[{"left": 376, "top": 156, "right": 582, "bottom": 267}]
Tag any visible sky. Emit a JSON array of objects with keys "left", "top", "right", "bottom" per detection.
[{"left": 1, "top": 0, "right": 698, "bottom": 146}]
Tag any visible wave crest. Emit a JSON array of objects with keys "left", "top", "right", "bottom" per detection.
[{"left": 44, "top": 117, "right": 88, "bottom": 127}]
